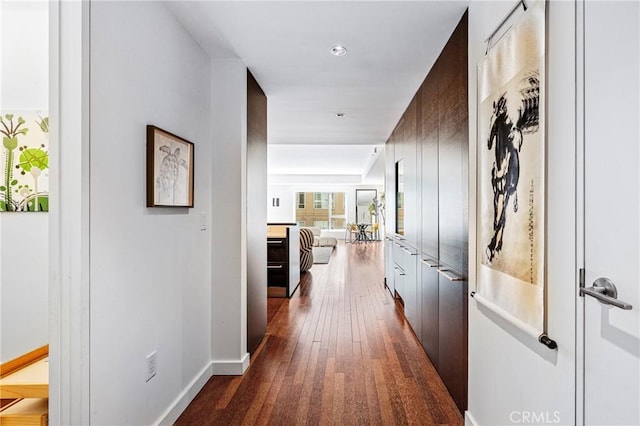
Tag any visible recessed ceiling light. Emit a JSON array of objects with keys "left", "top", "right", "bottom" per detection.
[
  {"left": 336, "top": 112, "right": 346, "bottom": 118},
  {"left": 330, "top": 45, "right": 347, "bottom": 56}
]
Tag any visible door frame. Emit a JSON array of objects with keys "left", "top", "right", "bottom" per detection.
[
  {"left": 49, "top": 1, "right": 92, "bottom": 424},
  {"left": 575, "top": 0, "right": 585, "bottom": 423}
]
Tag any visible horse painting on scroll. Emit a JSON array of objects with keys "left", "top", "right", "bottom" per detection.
[{"left": 485, "top": 73, "right": 539, "bottom": 263}]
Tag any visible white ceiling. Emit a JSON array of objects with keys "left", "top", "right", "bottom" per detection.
[
  {"left": 167, "top": 1, "right": 469, "bottom": 178},
  {"left": 268, "top": 144, "right": 379, "bottom": 174}
]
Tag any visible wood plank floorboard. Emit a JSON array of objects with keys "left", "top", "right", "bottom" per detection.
[{"left": 176, "top": 241, "right": 462, "bottom": 425}]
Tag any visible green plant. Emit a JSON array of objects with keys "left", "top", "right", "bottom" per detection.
[{"left": 1, "top": 114, "right": 29, "bottom": 211}]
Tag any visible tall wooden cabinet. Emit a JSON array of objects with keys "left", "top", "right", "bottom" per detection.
[{"left": 384, "top": 12, "right": 468, "bottom": 413}]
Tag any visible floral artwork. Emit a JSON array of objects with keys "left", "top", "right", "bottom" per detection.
[{"left": 1, "top": 112, "right": 49, "bottom": 212}]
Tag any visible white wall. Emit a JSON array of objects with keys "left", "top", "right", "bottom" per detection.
[
  {"left": 267, "top": 184, "right": 295, "bottom": 223},
  {"left": 89, "top": 3, "right": 212, "bottom": 424},
  {"left": 467, "top": 1, "right": 576, "bottom": 424},
  {"left": 0, "top": 1, "right": 49, "bottom": 363}
]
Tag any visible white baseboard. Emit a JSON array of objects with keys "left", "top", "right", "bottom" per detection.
[
  {"left": 465, "top": 410, "right": 479, "bottom": 426},
  {"left": 153, "top": 354, "right": 251, "bottom": 425},
  {"left": 155, "top": 361, "right": 213, "bottom": 426},
  {"left": 210, "top": 352, "right": 250, "bottom": 375}
]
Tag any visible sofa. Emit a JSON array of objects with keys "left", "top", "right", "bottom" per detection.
[{"left": 306, "top": 227, "right": 338, "bottom": 247}]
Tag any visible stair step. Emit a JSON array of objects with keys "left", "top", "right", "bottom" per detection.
[
  {"left": 0, "top": 358, "right": 48, "bottom": 399},
  {"left": 0, "top": 398, "right": 48, "bottom": 426}
]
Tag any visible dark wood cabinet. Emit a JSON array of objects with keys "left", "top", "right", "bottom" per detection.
[
  {"left": 267, "top": 224, "right": 300, "bottom": 298},
  {"left": 438, "top": 271, "right": 468, "bottom": 412},
  {"left": 433, "top": 12, "right": 468, "bottom": 413},
  {"left": 420, "top": 259, "right": 439, "bottom": 368},
  {"left": 420, "top": 72, "right": 439, "bottom": 260},
  {"left": 385, "top": 11, "right": 468, "bottom": 414},
  {"left": 437, "top": 16, "right": 469, "bottom": 274}
]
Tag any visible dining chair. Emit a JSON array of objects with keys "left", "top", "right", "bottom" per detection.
[
  {"left": 366, "top": 223, "right": 379, "bottom": 241},
  {"left": 344, "top": 223, "right": 358, "bottom": 243}
]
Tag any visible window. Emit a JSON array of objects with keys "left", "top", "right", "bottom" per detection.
[
  {"left": 295, "top": 192, "right": 346, "bottom": 230},
  {"left": 313, "top": 220, "right": 329, "bottom": 228},
  {"left": 313, "top": 192, "right": 329, "bottom": 209}
]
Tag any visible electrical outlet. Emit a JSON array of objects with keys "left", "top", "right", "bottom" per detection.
[{"left": 146, "top": 350, "right": 157, "bottom": 382}]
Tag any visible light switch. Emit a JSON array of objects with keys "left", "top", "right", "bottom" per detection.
[{"left": 200, "top": 213, "right": 208, "bottom": 231}]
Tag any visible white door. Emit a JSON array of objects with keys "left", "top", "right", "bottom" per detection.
[{"left": 581, "top": 1, "right": 640, "bottom": 424}]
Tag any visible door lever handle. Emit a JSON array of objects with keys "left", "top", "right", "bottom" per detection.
[{"left": 580, "top": 277, "right": 633, "bottom": 310}]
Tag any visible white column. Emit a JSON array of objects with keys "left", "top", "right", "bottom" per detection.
[{"left": 210, "top": 58, "right": 249, "bottom": 374}]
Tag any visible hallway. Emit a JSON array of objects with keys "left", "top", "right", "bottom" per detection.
[{"left": 177, "top": 242, "right": 462, "bottom": 425}]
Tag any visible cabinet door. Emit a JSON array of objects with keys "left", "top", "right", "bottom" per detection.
[
  {"left": 267, "top": 262, "right": 288, "bottom": 287},
  {"left": 438, "top": 266, "right": 468, "bottom": 412},
  {"left": 437, "top": 15, "right": 468, "bottom": 274},
  {"left": 384, "top": 238, "right": 395, "bottom": 295},
  {"left": 393, "top": 266, "right": 405, "bottom": 300},
  {"left": 420, "top": 257, "right": 439, "bottom": 368},
  {"left": 267, "top": 238, "right": 288, "bottom": 261},
  {"left": 385, "top": 138, "right": 396, "bottom": 232},
  {"left": 401, "top": 246, "right": 419, "bottom": 337},
  {"left": 402, "top": 96, "right": 419, "bottom": 247},
  {"left": 421, "top": 73, "right": 439, "bottom": 259}
]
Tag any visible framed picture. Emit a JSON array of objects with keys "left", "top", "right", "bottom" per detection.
[
  {"left": 475, "top": 0, "right": 546, "bottom": 339},
  {"left": 146, "top": 125, "right": 194, "bottom": 207},
  {"left": 0, "top": 112, "right": 50, "bottom": 212}
]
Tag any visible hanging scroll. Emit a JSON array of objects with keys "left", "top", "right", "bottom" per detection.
[{"left": 476, "top": 0, "right": 547, "bottom": 340}]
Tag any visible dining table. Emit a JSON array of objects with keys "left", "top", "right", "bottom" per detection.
[{"left": 355, "top": 223, "right": 371, "bottom": 243}]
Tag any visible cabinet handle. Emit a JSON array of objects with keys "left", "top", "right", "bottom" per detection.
[
  {"left": 437, "top": 268, "right": 465, "bottom": 282},
  {"left": 267, "top": 265, "right": 283, "bottom": 270},
  {"left": 420, "top": 258, "right": 439, "bottom": 268},
  {"left": 267, "top": 240, "right": 284, "bottom": 244},
  {"left": 393, "top": 242, "right": 404, "bottom": 248}
]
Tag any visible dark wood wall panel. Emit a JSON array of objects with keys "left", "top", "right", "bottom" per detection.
[
  {"left": 437, "top": 13, "right": 469, "bottom": 275},
  {"left": 436, "top": 12, "right": 468, "bottom": 414},
  {"left": 385, "top": 10, "right": 468, "bottom": 414},
  {"left": 246, "top": 70, "right": 268, "bottom": 354},
  {"left": 403, "top": 95, "right": 420, "bottom": 246},
  {"left": 420, "top": 73, "right": 439, "bottom": 259}
]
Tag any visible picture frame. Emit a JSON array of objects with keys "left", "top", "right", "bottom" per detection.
[{"left": 146, "top": 125, "right": 194, "bottom": 208}]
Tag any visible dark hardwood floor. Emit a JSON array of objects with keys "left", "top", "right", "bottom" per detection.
[{"left": 176, "top": 241, "right": 463, "bottom": 425}]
